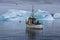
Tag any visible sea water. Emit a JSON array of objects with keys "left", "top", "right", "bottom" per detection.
[{"left": 0, "top": 19, "right": 60, "bottom": 40}]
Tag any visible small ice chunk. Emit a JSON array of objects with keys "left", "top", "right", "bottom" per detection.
[{"left": 54, "top": 13, "right": 60, "bottom": 19}]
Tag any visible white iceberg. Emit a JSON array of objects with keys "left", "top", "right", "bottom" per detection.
[
  {"left": 34, "top": 9, "right": 54, "bottom": 20},
  {"left": 1, "top": 9, "right": 32, "bottom": 21},
  {"left": 54, "top": 13, "right": 60, "bottom": 19},
  {"left": 0, "top": 9, "right": 54, "bottom": 22}
]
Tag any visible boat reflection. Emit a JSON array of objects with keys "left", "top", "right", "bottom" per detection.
[{"left": 26, "top": 28, "right": 43, "bottom": 40}]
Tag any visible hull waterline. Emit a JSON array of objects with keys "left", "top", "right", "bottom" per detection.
[{"left": 26, "top": 24, "right": 43, "bottom": 30}]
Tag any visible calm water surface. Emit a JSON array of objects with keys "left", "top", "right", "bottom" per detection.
[{"left": 0, "top": 19, "right": 60, "bottom": 40}]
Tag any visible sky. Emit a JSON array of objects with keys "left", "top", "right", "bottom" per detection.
[
  {"left": 0, "top": 0, "right": 60, "bottom": 4},
  {"left": 0, "top": 0, "right": 60, "bottom": 15}
]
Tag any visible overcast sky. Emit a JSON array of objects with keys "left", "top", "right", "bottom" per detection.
[
  {"left": 0, "top": 0, "right": 60, "bottom": 4},
  {"left": 0, "top": 0, "right": 60, "bottom": 15}
]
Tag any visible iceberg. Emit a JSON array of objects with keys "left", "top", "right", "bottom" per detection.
[
  {"left": 54, "top": 13, "right": 60, "bottom": 19},
  {"left": 34, "top": 9, "right": 54, "bottom": 20},
  {"left": 1, "top": 9, "right": 32, "bottom": 21},
  {"left": 0, "top": 9, "right": 54, "bottom": 22},
  {"left": 0, "top": 16, "right": 9, "bottom": 23}
]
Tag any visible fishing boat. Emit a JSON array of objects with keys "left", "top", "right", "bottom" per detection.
[{"left": 26, "top": 5, "right": 43, "bottom": 29}]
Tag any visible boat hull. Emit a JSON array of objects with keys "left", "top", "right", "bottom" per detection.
[{"left": 26, "top": 24, "right": 43, "bottom": 30}]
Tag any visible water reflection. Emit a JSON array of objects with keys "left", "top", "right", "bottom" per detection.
[{"left": 26, "top": 28, "right": 43, "bottom": 40}]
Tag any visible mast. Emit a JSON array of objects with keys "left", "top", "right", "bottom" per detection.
[{"left": 32, "top": 5, "right": 34, "bottom": 18}]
